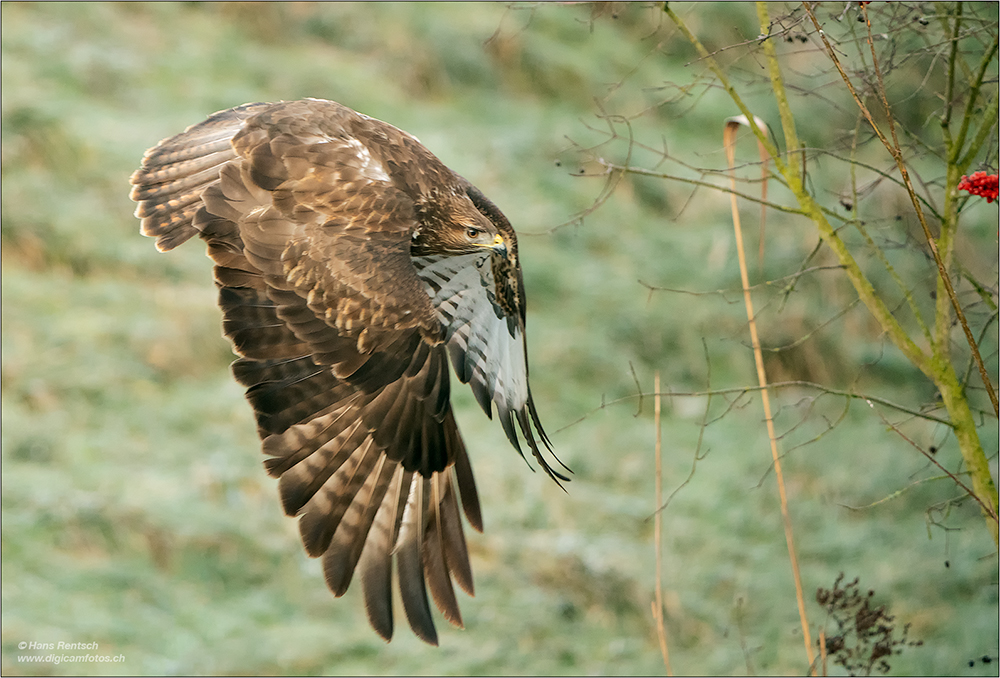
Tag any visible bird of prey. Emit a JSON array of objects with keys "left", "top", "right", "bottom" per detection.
[{"left": 130, "top": 98, "right": 568, "bottom": 645}]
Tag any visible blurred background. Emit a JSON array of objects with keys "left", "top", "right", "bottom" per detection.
[{"left": 2, "top": 2, "right": 997, "bottom": 675}]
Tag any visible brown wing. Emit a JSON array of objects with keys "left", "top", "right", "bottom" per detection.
[{"left": 130, "top": 99, "right": 484, "bottom": 645}]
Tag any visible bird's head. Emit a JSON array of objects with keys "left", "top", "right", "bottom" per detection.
[
  {"left": 448, "top": 220, "right": 508, "bottom": 257},
  {"left": 411, "top": 197, "right": 509, "bottom": 258}
]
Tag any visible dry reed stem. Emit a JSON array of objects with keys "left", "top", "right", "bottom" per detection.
[
  {"left": 724, "top": 119, "right": 815, "bottom": 674},
  {"left": 818, "top": 628, "right": 828, "bottom": 676},
  {"left": 652, "top": 371, "right": 673, "bottom": 675}
]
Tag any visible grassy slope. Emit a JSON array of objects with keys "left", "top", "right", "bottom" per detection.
[{"left": 2, "top": 3, "right": 997, "bottom": 675}]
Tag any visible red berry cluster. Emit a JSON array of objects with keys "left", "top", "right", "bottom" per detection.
[{"left": 957, "top": 171, "right": 999, "bottom": 203}]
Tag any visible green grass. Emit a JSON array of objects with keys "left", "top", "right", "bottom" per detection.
[{"left": 2, "top": 2, "right": 997, "bottom": 675}]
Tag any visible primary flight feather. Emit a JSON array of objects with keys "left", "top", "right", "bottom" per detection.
[{"left": 130, "top": 98, "right": 567, "bottom": 645}]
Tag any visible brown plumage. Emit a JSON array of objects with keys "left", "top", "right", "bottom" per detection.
[{"left": 129, "top": 98, "right": 568, "bottom": 645}]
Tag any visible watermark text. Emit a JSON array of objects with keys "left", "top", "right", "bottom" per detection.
[{"left": 15, "top": 641, "right": 124, "bottom": 665}]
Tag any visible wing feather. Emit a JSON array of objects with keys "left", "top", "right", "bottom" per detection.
[
  {"left": 360, "top": 465, "right": 411, "bottom": 641},
  {"left": 321, "top": 454, "right": 396, "bottom": 595},
  {"left": 396, "top": 476, "right": 437, "bottom": 645},
  {"left": 422, "top": 474, "right": 463, "bottom": 627},
  {"left": 296, "top": 432, "right": 379, "bottom": 557}
]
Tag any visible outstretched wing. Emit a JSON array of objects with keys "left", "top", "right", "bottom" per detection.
[{"left": 130, "top": 99, "right": 486, "bottom": 644}]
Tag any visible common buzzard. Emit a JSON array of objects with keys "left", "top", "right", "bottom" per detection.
[{"left": 130, "top": 98, "right": 567, "bottom": 645}]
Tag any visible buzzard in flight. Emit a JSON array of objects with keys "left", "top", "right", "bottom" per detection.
[{"left": 130, "top": 98, "right": 567, "bottom": 645}]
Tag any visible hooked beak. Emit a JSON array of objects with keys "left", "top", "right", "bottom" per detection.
[{"left": 490, "top": 234, "right": 507, "bottom": 258}]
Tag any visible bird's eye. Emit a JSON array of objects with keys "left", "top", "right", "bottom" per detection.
[{"left": 466, "top": 227, "right": 480, "bottom": 239}]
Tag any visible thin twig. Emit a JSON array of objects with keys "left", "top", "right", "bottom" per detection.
[
  {"left": 554, "top": 379, "right": 957, "bottom": 434},
  {"left": 867, "top": 401, "right": 1000, "bottom": 525},
  {"left": 840, "top": 474, "right": 957, "bottom": 512},
  {"left": 596, "top": 162, "right": 808, "bottom": 216},
  {"left": 939, "top": 1, "right": 962, "bottom": 135},
  {"left": 640, "top": 264, "right": 845, "bottom": 299},
  {"left": 653, "top": 340, "right": 713, "bottom": 518},
  {"left": 951, "top": 33, "right": 999, "bottom": 166}
]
